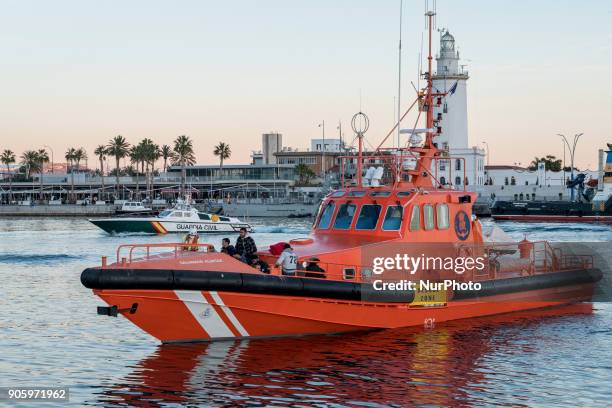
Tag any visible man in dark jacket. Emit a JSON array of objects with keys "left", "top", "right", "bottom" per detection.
[
  {"left": 220, "top": 238, "right": 236, "bottom": 256},
  {"left": 235, "top": 227, "right": 257, "bottom": 263}
]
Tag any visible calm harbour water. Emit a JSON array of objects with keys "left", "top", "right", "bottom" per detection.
[{"left": 0, "top": 217, "right": 611, "bottom": 407}]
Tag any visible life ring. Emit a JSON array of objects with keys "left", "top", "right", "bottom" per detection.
[
  {"left": 290, "top": 238, "right": 314, "bottom": 245},
  {"left": 211, "top": 214, "right": 220, "bottom": 223}
]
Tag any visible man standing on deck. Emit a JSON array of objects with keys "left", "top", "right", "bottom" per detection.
[
  {"left": 275, "top": 243, "right": 297, "bottom": 276},
  {"left": 235, "top": 227, "right": 257, "bottom": 263}
]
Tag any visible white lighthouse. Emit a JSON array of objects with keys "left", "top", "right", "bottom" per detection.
[
  {"left": 431, "top": 30, "right": 485, "bottom": 187},
  {"left": 433, "top": 30, "right": 469, "bottom": 150}
]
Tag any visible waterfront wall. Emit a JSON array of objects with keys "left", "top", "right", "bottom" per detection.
[{"left": 0, "top": 204, "right": 115, "bottom": 216}]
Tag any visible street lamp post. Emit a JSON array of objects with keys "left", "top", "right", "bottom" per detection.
[
  {"left": 318, "top": 120, "right": 325, "bottom": 178},
  {"left": 557, "top": 133, "right": 583, "bottom": 201}
]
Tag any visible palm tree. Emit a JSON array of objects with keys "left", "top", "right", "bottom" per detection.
[
  {"left": 21, "top": 150, "right": 41, "bottom": 180},
  {"left": 160, "top": 144, "right": 174, "bottom": 173},
  {"left": 213, "top": 142, "right": 231, "bottom": 169},
  {"left": 295, "top": 163, "right": 315, "bottom": 185},
  {"left": 107, "top": 135, "right": 130, "bottom": 199},
  {"left": 74, "top": 148, "right": 87, "bottom": 172},
  {"left": 144, "top": 140, "right": 160, "bottom": 198},
  {"left": 1, "top": 149, "right": 16, "bottom": 202},
  {"left": 37, "top": 149, "right": 49, "bottom": 200},
  {"left": 94, "top": 145, "right": 107, "bottom": 200},
  {"left": 65, "top": 148, "right": 77, "bottom": 201},
  {"left": 130, "top": 144, "right": 144, "bottom": 199},
  {"left": 172, "top": 135, "right": 195, "bottom": 197}
]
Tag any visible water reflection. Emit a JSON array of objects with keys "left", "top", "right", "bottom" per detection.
[{"left": 93, "top": 304, "right": 593, "bottom": 407}]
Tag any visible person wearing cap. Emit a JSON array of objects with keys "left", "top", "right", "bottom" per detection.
[
  {"left": 304, "top": 257, "right": 325, "bottom": 278},
  {"left": 275, "top": 243, "right": 297, "bottom": 276},
  {"left": 182, "top": 228, "right": 199, "bottom": 251}
]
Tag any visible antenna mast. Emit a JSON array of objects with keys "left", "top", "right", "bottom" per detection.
[{"left": 396, "top": 0, "right": 403, "bottom": 149}]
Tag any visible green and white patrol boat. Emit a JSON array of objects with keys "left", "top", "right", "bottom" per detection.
[{"left": 90, "top": 200, "right": 253, "bottom": 234}]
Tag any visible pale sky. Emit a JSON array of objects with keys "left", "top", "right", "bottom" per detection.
[{"left": 1, "top": 0, "right": 610, "bottom": 170}]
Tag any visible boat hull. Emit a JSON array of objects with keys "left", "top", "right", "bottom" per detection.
[
  {"left": 94, "top": 281, "right": 597, "bottom": 343},
  {"left": 90, "top": 219, "right": 252, "bottom": 234}
]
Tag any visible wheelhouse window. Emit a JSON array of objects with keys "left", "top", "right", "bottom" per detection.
[
  {"left": 424, "top": 204, "right": 435, "bottom": 230},
  {"left": 369, "top": 191, "right": 391, "bottom": 197},
  {"left": 347, "top": 191, "right": 366, "bottom": 197},
  {"left": 317, "top": 201, "right": 335, "bottom": 229},
  {"left": 334, "top": 203, "right": 357, "bottom": 230},
  {"left": 382, "top": 205, "right": 403, "bottom": 231},
  {"left": 172, "top": 211, "right": 183, "bottom": 217},
  {"left": 410, "top": 205, "right": 420, "bottom": 231},
  {"left": 159, "top": 210, "right": 172, "bottom": 217},
  {"left": 198, "top": 213, "right": 211, "bottom": 220},
  {"left": 436, "top": 204, "right": 449, "bottom": 230},
  {"left": 330, "top": 191, "right": 345, "bottom": 198},
  {"left": 397, "top": 192, "right": 412, "bottom": 197},
  {"left": 356, "top": 204, "right": 382, "bottom": 230}
]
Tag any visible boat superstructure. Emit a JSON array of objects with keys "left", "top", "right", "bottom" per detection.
[
  {"left": 90, "top": 200, "right": 253, "bottom": 234},
  {"left": 81, "top": 10, "right": 601, "bottom": 343}
]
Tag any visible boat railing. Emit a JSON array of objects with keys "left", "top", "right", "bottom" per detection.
[
  {"left": 283, "top": 242, "right": 594, "bottom": 284},
  {"left": 339, "top": 151, "right": 467, "bottom": 190},
  {"left": 114, "top": 243, "right": 215, "bottom": 265}
]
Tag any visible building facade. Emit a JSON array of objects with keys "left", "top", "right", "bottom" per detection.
[{"left": 262, "top": 133, "right": 282, "bottom": 164}]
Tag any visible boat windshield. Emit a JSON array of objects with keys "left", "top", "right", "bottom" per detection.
[{"left": 159, "top": 210, "right": 172, "bottom": 218}]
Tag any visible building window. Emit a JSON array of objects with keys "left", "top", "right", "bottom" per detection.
[
  {"left": 439, "top": 176, "right": 446, "bottom": 185},
  {"left": 525, "top": 180, "right": 529, "bottom": 185},
  {"left": 455, "top": 176, "right": 461, "bottom": 185},
  {"left": 382, "top": 206, "right": 403, "bottom": 231},
  {"left": 505, "top": 177, "right": 509, "bottom": 185},
  {"left": 519, "top": 193, "right": 524, "bottom": 200},
  {"left": 511, "top": 176, "right": 516, "bottom": 185},
  {"left": 355, "top": 205, "right": 382, "bottom": 230},
  {"left": 455, "top": 159, "right": 461, "bottom": 171},
  {"left": 464, "top": 177, "right": 469, "bottom": 186}
]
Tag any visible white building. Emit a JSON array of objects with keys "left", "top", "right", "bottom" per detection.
[
  {"left": 481, "top": 164, "right": 599, "bottom": 201},
  {"left": 311, "top": 138, "right": 343, "bottom": 153},
  {"left": 262, "top": 132, "right": 282, "bottom": 164},
  {"left": 431, "top": 30, "right": 486, "bottom": 188}
]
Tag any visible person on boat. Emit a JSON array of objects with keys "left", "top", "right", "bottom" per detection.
[
  {"left": 304, "top": 257, "right": 326, "bottom": 278},
  {"left": 275, "top": 243, "right": 297, "bottom": 276},
  {"left": 250, "top": 255, "right": 270, "bottom": 274},
  {"left": 235, "top": 227, "right": 257, "bottom": 263},
  {"left": 220, "top": 238, "right": 236, "bottom": 257},
  {"left": 182, "top": 228, "right": 199, "bottom": 251}
]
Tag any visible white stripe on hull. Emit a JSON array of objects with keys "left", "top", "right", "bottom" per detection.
[
  {"left": 174, "top": 290, "right": 234, "bottom": 338},
  {"left": 209, "top": 291, "right": 249, "bottom": 337}
]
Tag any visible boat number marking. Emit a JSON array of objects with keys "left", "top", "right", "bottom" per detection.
[{"left": 424, "top": 317, "right": 436, "bottom": 329}]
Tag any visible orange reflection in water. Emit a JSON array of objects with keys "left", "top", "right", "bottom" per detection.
[{"left": 98, "top": 304, "right": 593, "bottom": 407}]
